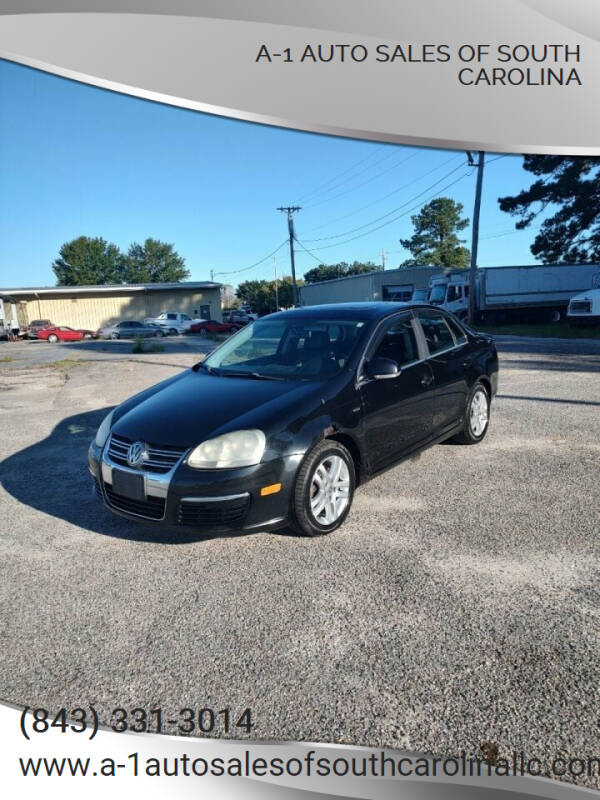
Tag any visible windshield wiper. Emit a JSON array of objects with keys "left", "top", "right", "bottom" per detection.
[{"left": 220, "top": 370, "right": 283, "bottom": 381}]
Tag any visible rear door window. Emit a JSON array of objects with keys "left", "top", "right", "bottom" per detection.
[
  {"left": 416, "top": 311, "right": 456, "bottom": 355},
  {"left": 445, "top": 315, "right": 468, "bottom": 345}
]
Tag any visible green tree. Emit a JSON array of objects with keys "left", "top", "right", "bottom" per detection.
[
  {"left": 400, "top": 197, "right": 470, "bottom": 268},
  {"left": 123, "top": 238, "right": 190, "bottom": 283},
  {"left": 498, "top": 156, "right": 600, "bottom": 263},
  {"left": 52, "top": 236, "right": 123, "bottom": 285},
  {"left": 236, "top": 276, "right": 300, "bottom": 315},
  {"left": 303, "top": 261, "right": 379, "bottom": 284}
]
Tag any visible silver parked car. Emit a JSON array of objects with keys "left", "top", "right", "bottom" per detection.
[{"left": 97, "top": 320, "right": 164, "bottom": 340}]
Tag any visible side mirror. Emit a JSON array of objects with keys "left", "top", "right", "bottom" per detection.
[{"left": 367, "top": 357, "right": 400, "bottom": 380}]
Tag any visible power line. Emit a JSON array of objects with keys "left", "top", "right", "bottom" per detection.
[
  {"left": 214, "top": 240, "right": 289, "bottom": 278},
  {"left": 297, "top": 148, "right": 406, "bottom": 206},
  {"left": 303, "top": 152, "right": 420, "bottom": 210},
  {"left": 294, "top": 171, "right": 472, "bottom": 257},
  {"left": 301, "top": 162, "right": 467, "bottom": 243},
  {"left": 294, "top": 237, "right": 323, "bottom": 263},
  {"left": 294, "top": 144, "right": 393, "bottom": 204},
  {"left": 303, "top": 152, "right": 463, "bottom": 234}
]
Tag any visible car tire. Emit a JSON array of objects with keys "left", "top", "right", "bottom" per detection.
[
  {"left": 154, "top": 330, "right": 164, "bottom": 338},
  {"left": 199, "top": 328, "right": 207, "bottom": 336},
  {"left": 451, "top": 381, "right": 490, "bottom": 445},
  {"left": 169, "top": 328, "right": 178, "bottom": 336},
  {"left": 110, "top": 333, "right": 120, "bottom": 340},
  {"left": 83, "top": 333, "right": 93, "bottom": 339},
  {"left": 290, "top": 439, "right": 355, "bottom": 537},
  {"left": 48, "top": 334, "right": 58, "bottom": 343}
]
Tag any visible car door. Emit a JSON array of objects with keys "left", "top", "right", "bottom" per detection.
[
  {"left": 119, "top": 321, "right": 137, "bottom": 338},
  {"left": 359, "top": 312, "right": 436, "bottom": 473},
  {"left": 127, "top": 321, "right": 145, "bottom": 338},
  {"left": 139, "top": 322, "right": 156, "bottom": 337},
  {"left": 414, "top": 309, "right": 470, "bottom": 433}
]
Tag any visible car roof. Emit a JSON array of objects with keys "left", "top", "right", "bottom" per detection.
[{"left": 266, "top": 302, "right": 433, "bottom": 321}]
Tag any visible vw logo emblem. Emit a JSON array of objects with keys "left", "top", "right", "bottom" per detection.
[{"left": 126, "top": 441, "right": 147, "bottom": 468}]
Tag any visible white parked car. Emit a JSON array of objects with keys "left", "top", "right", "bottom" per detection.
[{"left": 143, "top": 311, "right": 205, "bottom": 335}]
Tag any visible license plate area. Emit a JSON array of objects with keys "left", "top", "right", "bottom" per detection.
[{"left": 111, "top": 469, "right": 145, "bottom": 501}]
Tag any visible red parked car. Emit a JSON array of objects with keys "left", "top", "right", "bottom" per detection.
[
  {"left": 37, "top": 326, "right": 95, "bottom": 343},
  {"left": 189, "top": 319, "right": 242, "bottom": 335}
]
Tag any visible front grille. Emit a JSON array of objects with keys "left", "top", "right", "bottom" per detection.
[
  {"left": 177, "top": 495, "right": 250, "bottom": 528},
  {"left": 570, "top": 301, "right": 591, "bottom": 314},
  {"left": 108, "top": 433, "right": 187, "bottom": 473},
  {"left": 104, "top": 484, "right": 166, "bottom": 520}
]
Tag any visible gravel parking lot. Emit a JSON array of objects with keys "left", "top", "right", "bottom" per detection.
[{"left": 0, "top": 335, "right": 599, "bottom": 785}]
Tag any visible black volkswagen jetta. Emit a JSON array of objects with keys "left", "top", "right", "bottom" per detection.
[{"left": 88, "top": 303, "right": 498, "bottom": 536}]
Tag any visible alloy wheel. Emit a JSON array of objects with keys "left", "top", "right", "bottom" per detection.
[
  {"left": 309, "top": 454, "right": 351, "bottom": 525},
  {"left": 469, "top": 389, "right": 489, "bottom": 437}
]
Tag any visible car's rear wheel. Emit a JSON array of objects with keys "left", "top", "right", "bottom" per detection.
[
  {"left": 451, "top": 382, "right": 490, "bottom": 445},
  {"left": 291, "top": 439, "right": 355, "bottom": 536},
  {"left": 154, "top": 330, "right": 164, "bottom": 337},
  {"left": 48, "top": 334, "right": 58, "bottom": 343},
  {"left": 110, "top": 332, "right": 119, "bottom": 340},
  {"left": 169, "top": 328, "right": 178, "bottom": 336},
  {"left": 199, "top": 328, "right": 207, "bottom": 336}
]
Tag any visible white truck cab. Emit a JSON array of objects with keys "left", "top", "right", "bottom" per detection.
[
  {"left": 567, "top": 273, "right": 600, "bottom": 327},
  {"left": 427, "top": 273, "right": 470, "bottom": 319}
]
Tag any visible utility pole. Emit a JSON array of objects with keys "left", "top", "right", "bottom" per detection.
[
  {"left": 277, "top": 206, "right": 301, "bottom": 305},
  {"left": 466, "top": 151, "right": 485, "bottom": 326},
  {"left": 273, "top": 256, "right": 279, "bottom": 310},
  {"left": 210, "top": 269, "right": 214, "bottom": 282},
  {"left": 381, "top": 248, "right": 387, "bottom": 270}
]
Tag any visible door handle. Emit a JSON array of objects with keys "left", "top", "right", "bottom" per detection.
[
  {"left": 463, "top": 358, "right": 473, "bottom": 369},
  {"left": 420, "top": 374, "right": 434, "bottom": 387}
]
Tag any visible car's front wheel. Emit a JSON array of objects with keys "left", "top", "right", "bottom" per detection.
[
  {"left": 291, "top": 439, "right": 355, "bottom": 536},
  {"left": 452, "top": 381, "right": 490, "bottom": 444},
  {"left": 48, "top": 334, "right": 58, "bottom": 343},
  {"left": 110, "top": 332, "right": 120, "bottom": 340}
]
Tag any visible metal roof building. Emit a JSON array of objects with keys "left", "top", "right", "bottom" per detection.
[
  {"left": 0, "top": 281, "right": 222, "bottom": 332},
  {"left": 298, "top": 266, "right": 443, "bottom": 306}
]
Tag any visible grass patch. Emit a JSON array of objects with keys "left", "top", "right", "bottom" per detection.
[
  {"left": 0, "top": 355, "right": 12, "bottom": 363},
  {"left": 475, "top": 323, "right": 600, "bottom": 340},
  {"left": 49, "top": 358, "right": 86, "bottom": 380},
  {"left": 50, "top": 358, "right": 83, "bottom": 371},
  {"left": 131, "top": 335, "right": 165, "bottom": 354}
]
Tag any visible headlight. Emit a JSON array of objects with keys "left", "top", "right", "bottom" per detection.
[
  {"left": 188, "top": 429, "right": 266, "bottom": 469},
  {"left": 95, "top": 409, "right": 115, "bottom": 447}
]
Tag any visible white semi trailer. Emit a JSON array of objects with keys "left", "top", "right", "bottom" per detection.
[{"left": 426, "top": 264, "right": 600, "bottom": 323}]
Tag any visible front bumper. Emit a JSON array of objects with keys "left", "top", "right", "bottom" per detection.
[
  {"left": 88, "top": 439, "right": 302, "bottom": 533},
  {"left": 568, "top": 314, "right": 600, "bottom": 326}
]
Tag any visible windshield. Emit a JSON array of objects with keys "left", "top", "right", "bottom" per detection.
[
  {"left": 429, "top": 285, "right": 447, "bottom": 304},
  {"left": 202, "top": 317, "right": 368, "bottom": 380}
]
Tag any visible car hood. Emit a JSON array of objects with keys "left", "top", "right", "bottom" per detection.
[{"left": 111, "top": 369, "right": 324, "bottom": 448}]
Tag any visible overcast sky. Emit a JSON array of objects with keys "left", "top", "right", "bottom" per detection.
[{"left": 0, "top": 58, "right": 544, "bottom": 288}]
